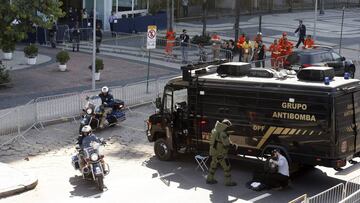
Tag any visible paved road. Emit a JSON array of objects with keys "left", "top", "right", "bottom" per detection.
[{"left": 1, "top": 104, "right": 359, "bottom": 203}]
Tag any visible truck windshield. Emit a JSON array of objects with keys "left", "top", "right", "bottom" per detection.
[{"left": 163, "top": 88, "right": 187, "bottom": 113}]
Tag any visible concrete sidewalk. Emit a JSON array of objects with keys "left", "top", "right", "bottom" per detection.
[{"left": 0, "top": 162, "right": 38, "bottom": 198}]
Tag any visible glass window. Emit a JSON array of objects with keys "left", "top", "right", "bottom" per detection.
[
  {"left": 118, "top": 0, "right": 132, "bottom": 11},
  {"left": 134, "top": 0, "right": 147, "bottom": 10},
  {"left": 112, "top": 0, "right": 117, "bottom": 12},
  {"left": 321, "top": 53, "right": 333, "bottom": 62},
  {"left": 331, "top": 52, "right": 342, "bottom": 61}
]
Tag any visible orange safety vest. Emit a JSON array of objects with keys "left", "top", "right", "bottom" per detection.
[
  {"left": 237, "top": 36, "right": 245, "bottom": 48},
  {"left": 303, "top": 38, "right": 314, "bottom": 49},
  {"left": 269, "top": 43, "right": 281, "bottom": 58}
]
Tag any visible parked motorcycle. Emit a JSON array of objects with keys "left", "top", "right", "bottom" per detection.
[
  {"left": 79, "top": 95, "right": 126, "bottom": 133},
  {"left": 71, "top": 141, "right": 109, "bottom": 191}
]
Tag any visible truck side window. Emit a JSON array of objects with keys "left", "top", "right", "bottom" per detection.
[{"left": 164, "top": 94, "right": 172, "bottom": 113}]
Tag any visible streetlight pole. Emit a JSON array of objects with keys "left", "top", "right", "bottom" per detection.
[
  {"left": 92, "top": 0, "right": 96, "bottom": 90},
  {"left": 339, "top": 7, "right": 345, "bottom": 55},
  {"left": 313, "top": 0, "right": 318, "bottom": 41},
  {"left": 320, "top": 0, "right": 325, "bottom": 14}
]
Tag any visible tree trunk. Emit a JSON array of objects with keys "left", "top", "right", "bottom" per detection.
[
  {"left": 234, "top": 0, "right": 240, "bottom": 42},
  {"left": 202, "top": 0, "right": 208, "bottom": 36}
]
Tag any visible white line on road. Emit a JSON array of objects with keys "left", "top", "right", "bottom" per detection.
[{"left": 247, "top": 193, "right": 271, "bottom": 202}]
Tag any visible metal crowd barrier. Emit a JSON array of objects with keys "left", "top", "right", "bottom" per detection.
[
  {"left": 35, "top": 92, "right": 81, "bottom": 125},
  {"left": 344, "top": 175, "right": 360, "bottom": 198},
  {"left": 0, "top": 76, "right": 177, "bottom": 146},
  {"left": 339, "top": 189, "right": 360, "bottom": 203},
  {"left": 307, "top": 183, "right": 345, "bottom": 203}
]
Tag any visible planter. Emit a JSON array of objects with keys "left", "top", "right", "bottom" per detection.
[
  {"left": 3, "top": 52, "right": 13, "bottom": 60},
  {"left": 95, "top": 72, "right": 100, "bottom": 81},
  {"left": 27, "top": 57, "right": 37, "bottom": 65},
  {"left": 59, "top": 64, "right": 67, "bottom": 71}
]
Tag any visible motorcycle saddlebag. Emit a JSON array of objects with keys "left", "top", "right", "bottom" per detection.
[{"left": 71, "top": 155, "right": 80, "bottom": 170}]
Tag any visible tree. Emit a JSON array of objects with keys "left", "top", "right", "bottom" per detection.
[
  {"left": 234, "top": 0, "right": 241, "bottom": 42},
  {"left": 0, "top": 0, "right": 64, "bottom": 49},
  {"left": 202, "top": 0, "right": 208, "bottom": 36}
]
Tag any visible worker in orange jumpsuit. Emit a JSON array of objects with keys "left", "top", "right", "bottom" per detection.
[
  {"left": 237, "top": 33, "right": 246, "bottom": 62},
  {"left": 269, "top": 39, "right": 281, "bottom": 69},
  {"left": 165, "top": 29, "right": 176, "bottom": 60},
  {"left": 278, "top": 32, "right": 288, "bottom": 45},
  {"left": 303, "top": 35, "right": 315, "bottom": 49},
  {"left": 279, "top": 37, "right": 293, "bottom": 68},
  {"left": 211, "top": 33, "right": 221, "bottom": 60}
]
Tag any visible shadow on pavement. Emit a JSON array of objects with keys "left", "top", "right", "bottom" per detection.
[
  {"left": 143, "top": 154, "right": 347, "bottom": 203},
  {"left": 68, "top": 175, "right": 105, "bottom": 198}
]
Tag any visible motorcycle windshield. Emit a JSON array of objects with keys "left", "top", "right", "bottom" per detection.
[{"left": 83, "top": 142, "right": 101, "bottom": 158}]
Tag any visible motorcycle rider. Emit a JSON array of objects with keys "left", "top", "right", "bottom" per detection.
[
  {"left": 98, "top": 86, "right": 114, "bottom": 128},
  {"left": 206, "top": 119, "right": 237, "bottom": 186},
  {"left": 77, "top": 125, "right": 108, "bottom": 174}
]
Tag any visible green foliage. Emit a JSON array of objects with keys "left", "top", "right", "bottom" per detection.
[
  {"left": 0, "top": 63, "right": 10, "bottom": 84},
  {"left": 88, "top": 58, "right": 104, "bottom": 73},
  {"left": 1, "top": 39, "right": 16, "bottom": 53},
  {"left": 56, "top": 50, "right": 70, "bottom": 65},
  {"left": 191, "top": 34, "right": 211, "bottom": 45},
  {"left": 23, "top": 44, "right": 38, "bottom": 58},
  {"left": 0, "top": 0, "right": 64, "bottom": 49}
]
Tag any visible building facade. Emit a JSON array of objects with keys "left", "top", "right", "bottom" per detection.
[{"left": 61, "top": 0, "right": 149, "bottom": 30}]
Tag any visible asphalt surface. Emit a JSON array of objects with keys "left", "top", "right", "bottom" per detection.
[{"left": 0, "top": 104, "right": 359, "bottom": 203}]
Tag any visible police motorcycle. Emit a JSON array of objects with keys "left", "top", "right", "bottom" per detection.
[
  {"left": 72, "top": 126, "right": 110, "bottom": 191},
  {"left": 79, "top": 95, "right": 126, "bottom": 133}
]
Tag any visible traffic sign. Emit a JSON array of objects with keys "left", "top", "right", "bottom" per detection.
[{"left": 147, "top": 25, "right": 157, "bottom": 49}]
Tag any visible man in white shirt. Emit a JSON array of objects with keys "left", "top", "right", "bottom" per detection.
[{"left": 269, "top": 149, "right": 289, "bottom": 189}]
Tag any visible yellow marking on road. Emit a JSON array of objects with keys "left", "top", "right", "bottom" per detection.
[
  {"left": 274, "top": 127, "right": 284, "bottom": 135},
  {"left": 256, "top": 126, "right": 276, "bottom": 149}
]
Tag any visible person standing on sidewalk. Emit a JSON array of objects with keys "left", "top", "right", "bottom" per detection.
[
  {"left": 241, "top": 37, "right": 252, "bottom": 62},
  {"left": 237, "top": 33, "right": 246, "bottom": 62},
  {"left": 180, "top": 29, "right": 190, "bottom": 64},
  {"left": 295, "top": 20, "right": 306, "bottom": 48},
  {"left": 72, "top": 22, "right": 81, "bottom": 52},
  {"left": 165, "top": 29, "right": 176, "bottom": 61},
  {"left": 182, "top": 0, "right": 189, "bottom": 17},
  {"left": 269, "top": 39, "right": 281, "bottom": 69},
  {"left": 211, "top": 33, "right": 221, "bottom": 60},
  {"left": 109, "top": 11, "right": 117, "bottom": 38},
  {"left": 96, "top": 24, "right": 102, "bottom": 53}
]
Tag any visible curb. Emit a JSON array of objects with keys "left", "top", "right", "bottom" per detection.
[{"left": 0, "top": 178, "right": 38, "bottom": 199}]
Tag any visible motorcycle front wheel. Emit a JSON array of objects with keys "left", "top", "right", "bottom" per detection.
[{"left": 97, "top": 176, "right": 104, "bottom": 191}]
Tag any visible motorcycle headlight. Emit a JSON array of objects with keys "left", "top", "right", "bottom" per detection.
[
  {"left": 119, "top": 104, "right": 124, "bottom": 108},
  {"left": 90, "top": 153, "right": 99, "bottom": 161},
  {"left": 86, "top": 108, "right": 93, "bottom": 115}
]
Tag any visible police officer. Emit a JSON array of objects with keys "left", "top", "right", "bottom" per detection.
[
  {"left": 99, "top": 86, "right": 114, "bottom": 128},
  {"left": 206, "top": 119, "right": 237, "bottom": 186}
]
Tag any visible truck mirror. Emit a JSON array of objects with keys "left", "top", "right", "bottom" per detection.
[
  {"left": 341, "top": 56, "right": 346, "bottom": 61},
  {"left": 155, "top": 97, "right": 161, "bottom": 109}
]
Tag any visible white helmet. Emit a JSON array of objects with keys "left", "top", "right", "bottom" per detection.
[
  {"left": 81, "top": 125, "right": 92, "bottom": 134},
  {"left": 101, "top": 86, "right": 109, "bottom": 94}
]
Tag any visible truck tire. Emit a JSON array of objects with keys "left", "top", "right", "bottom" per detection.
[
  {"left": 349, "top": 65, "right": 355, "bottom": 78},
  {"left": 154, "top": 138, "right": 173, "bottom": 161}
]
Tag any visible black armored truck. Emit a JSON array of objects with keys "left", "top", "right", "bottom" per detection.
[{"left": 146, "top": 61, "right": 360, "bottom": 170}]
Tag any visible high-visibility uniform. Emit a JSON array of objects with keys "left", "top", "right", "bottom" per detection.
[
  {"left": 211, "top": 34, "right": 221, "bottom": 60},
  {"left": 236, "top": 36, "right": 245, "bottom": 49},
  {"left": 269, "top": 43, "right": 281, "bottom": 68},
  {"left": 279, "top": 41, "right": 293, "bottom": 66},
  {"left": 303, "top": 38, "right": 314, "bottom": 49},
  {"left": 241, "top": 41, "right": 252, "bottom": 62},
  {"left": 165, "top": 30, "right": 176, "bottom": 55}
]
